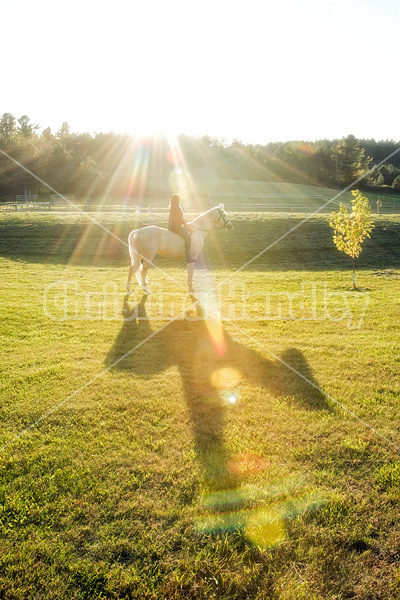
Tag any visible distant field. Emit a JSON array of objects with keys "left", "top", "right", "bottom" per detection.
[
  {"left": 1, "top": 211, "right": 400, "bottom": 599},
  {"left": 3, "top": 181, "right": 400, "bottom": 214},
  {"left": 207, "top": 181, "right": 400, "bottom": 213},
  {"left": 208, "top": 179, "right": 341, "bottom": 195}
]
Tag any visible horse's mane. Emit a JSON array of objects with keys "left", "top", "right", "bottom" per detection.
[{"left": 188, "top": 206, "right": 218, "bottom": 225}]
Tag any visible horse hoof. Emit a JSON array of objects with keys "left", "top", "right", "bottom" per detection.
[
  {"left": 126, "top": 288, "right": 131, "bottom": 295},
  {"left": 188, "top": 288, "right": 195, "bottom": 294},
  {"left": 143, "top": 287, "right": 151, "bottom": 295}
]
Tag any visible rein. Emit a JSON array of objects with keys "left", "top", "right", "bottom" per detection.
[{"left": 189, "top": 208, "right": 229, "bottom": 232}]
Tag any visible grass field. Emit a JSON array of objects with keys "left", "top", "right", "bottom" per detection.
[{"left": 1, "top": 210, "right": 400, "bottom": 599}]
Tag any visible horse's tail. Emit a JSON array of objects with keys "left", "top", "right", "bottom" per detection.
[{"left": 128, "top": 230, "right": 143, "bottom": 285}]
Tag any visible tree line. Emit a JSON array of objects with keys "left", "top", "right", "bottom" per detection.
[{"left": 0, "top": 112, "right": 399, "bottom": 202}]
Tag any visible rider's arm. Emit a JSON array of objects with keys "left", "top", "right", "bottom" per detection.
[{"left": 179, "top": 207, "right": 190, "bottom": 229}]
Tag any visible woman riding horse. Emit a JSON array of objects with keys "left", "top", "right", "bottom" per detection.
[{"left": 126, "top": 203, "right": 232, "bottom": 295}]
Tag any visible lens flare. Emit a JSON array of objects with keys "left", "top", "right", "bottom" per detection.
[
  {"left": 222, "top": 390, "right": 241, "bottom": 406},
  {"left": 169, "top": 166, "right": 190, "bottom": 201},
  {"left": 244, "top": 508, "right": 286, "bottom": 549},
  {"left": 210, "top": 368, "right": 242, "bottom": 404},
  {"left": 201, "top": 489, "right": 245, "bottom": 512},
  {"left": 197, "top": 301, "right": 225, "bottom": 356},
  {"left": 227, "top": 453, "right": 267, "bottom": 477},
  {"left": 211, "top": 367, "right": 241, "bottom": 389},
  {"left": 196, "top": 477, "right": 326, "bottom": 550},
  {"left": 196, "top": 510, "right": 246, "bottom": 535},
  {"left": 225, "top": 392, "right": 238, "bottom": 404},
  {"left": 193, "top": 268, "right": 227, "bottom": 354},
  {"left": 206, "top": 316, "right": 225, "bottom": 355},
  {"left": 166, "top": 141, "right": 184, "bottom": 165}
]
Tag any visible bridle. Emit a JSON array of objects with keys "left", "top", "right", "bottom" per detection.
[
  {"left": 216, "top": 207, "right": 230, "bottom": 228},
  {"left": 190, "top": 207, "right": 231, "bottom": 232}
]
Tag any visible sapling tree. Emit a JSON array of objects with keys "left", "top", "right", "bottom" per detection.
[{"left": 329, "top": 189, "right": 374, "bottom": 289}]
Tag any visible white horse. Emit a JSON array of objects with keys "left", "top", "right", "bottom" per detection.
[{"left": 126, "top": 204, "right": 232, "bottom": 294}]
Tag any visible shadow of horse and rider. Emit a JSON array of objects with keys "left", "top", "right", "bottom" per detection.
[{"left": 105, "top": 295, "right": 331, "bottom": 498}]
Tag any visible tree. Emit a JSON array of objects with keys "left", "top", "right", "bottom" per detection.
[
  {"left": 393, "top": 175, "right": 400, "bottom": 190},
  {"left": 41, "top": 127, "right": 53, "bottom": 141},
  {"left": 44, "top": 143, "right": 74, "bottom": 192},
  {"left": 373, "top": 164, "right": 399, "bottom": 186},
  {"left": 0, "top": 113, "right": 17, "bottom": 146},
  {"left": 332, "top": 135, "right": 371, "bottom": 188},
  {"left": 17, "top": 115, "right": 39, "bottom": 137},
  {"left": 329, "top": 190, "right": 374, "bottom": 289},
  {"left": 312, "top": 139, "right": 338, "bottom": 187},
  {"left": 56, "top": 122, "right": 71, "bottom": 139},
  {"left": 76, "top": 156, "right": 100, "bottom": 197}
]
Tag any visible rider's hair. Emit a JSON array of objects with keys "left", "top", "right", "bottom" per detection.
[{"left": 170, "top": 194, "right": 181, "bottom": 207}]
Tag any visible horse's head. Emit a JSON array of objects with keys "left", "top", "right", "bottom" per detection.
[{"left": 217, "top": 203, "right": 233, "bottom": 230}]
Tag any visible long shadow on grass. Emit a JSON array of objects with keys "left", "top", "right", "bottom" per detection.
[{"left": 105, "top": 295, "right": 331, "bottom": 498}]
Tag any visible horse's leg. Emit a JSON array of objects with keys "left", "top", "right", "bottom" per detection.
[
  {"left": 127, "top": 234, "right": 142, "bottom": 293},
  {"left": 140, "top": 256, "right": 154, "bottom": 294},
  {"left": 126, "top": 265, "right": 134, "bottom": 294},
  {"left": 186, "top": 234, "right": 202, "bottom": 292},
  {"left": 187, "top": 261, "right": 196, "bottom": 292},
  {"left": 141, "top": 259, "right": 150, "bottom": 284}
]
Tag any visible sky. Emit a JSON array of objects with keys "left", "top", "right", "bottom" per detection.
[{"left": 2, "top": 0, "right": 399, "bottom": 144}]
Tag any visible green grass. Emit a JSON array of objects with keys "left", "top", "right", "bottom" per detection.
[{"left": 1, "top": 211, "right": 400, "bottom": 599}]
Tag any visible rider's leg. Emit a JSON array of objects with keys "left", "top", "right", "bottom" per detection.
[{"left": 178, "top": 227, "right": 192, "bottom": 262}]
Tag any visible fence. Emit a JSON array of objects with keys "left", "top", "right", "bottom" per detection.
[
  {"left": 1, "top": 193, "right": 399, "bottom": 214},
  {"left": 207, "top": 193, "right": 346, "bottom": 212},
  {"left": 0, "top": 198, "right": 50, "bottom": 211},
  {"left": 50, "top": 194, "right": 75, "bottom": 208},
  {"left": 16, "top": 194, "right": 38, "bottom": 202},
  {"left": 207, "top": 192, "right": 400, "bottom": 213}
]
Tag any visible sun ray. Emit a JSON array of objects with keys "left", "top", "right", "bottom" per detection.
[
  {"left": 195, "top": 271, "right": 226, "bottom": 356},
  {"left": 165, "top": 134, "right": 202, "bottom": 208}
]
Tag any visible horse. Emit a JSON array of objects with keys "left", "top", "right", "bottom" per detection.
[{"left": 126, "top": 204, "right": 232, "bottom": 294}]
